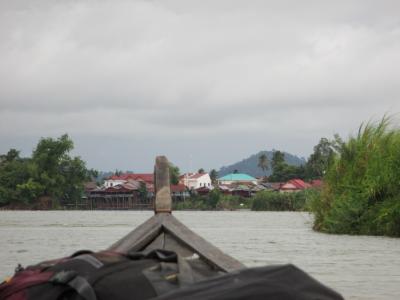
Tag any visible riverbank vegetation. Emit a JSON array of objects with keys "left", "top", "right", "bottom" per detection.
[
  {"left": 252, "top": 190, "right": 308, "bottom": 211},
  {"left": 173, "top": 189, "right": 310, "bottom": 212},
  {"left": 173, "top": 190, "right": 251, "bottom": 210},
  {"left": 0, "top": 135, "right": 95, "bottom": 209},
  {"left": 310, "top": 118, "right": 400, "bottom": 237}
]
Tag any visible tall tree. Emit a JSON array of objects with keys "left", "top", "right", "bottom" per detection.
[
  {"left": 0, "top": 148, "right": 20, "bottom": 163},
  {"left": 305, "top": 138, "right": 335, "bottom": 179},
  {"left": 271, "top": 150, "right": 285, "bottom": 171},
  {"left": 138, "top": 181, "right": 148, "bottom": 201},
  {"left": 0, "top": 134, "right": 94, "bottom": 207},
  {"left": 169, "top": 164, "right": 180, "bottom": 185},
  {"left": 257, "top": 153, "right": 269, "bottom": 177},
  {"left": 269, "top": 151, "right": 306, "bottom": 182},
  {"left": 209, "top": 169, "right": 218, "bottom": 184},
  {"left": 198, "top": 168, "right": 205, "bottom": 174},
  {"left": 0, "top": 150, "right": 33, "bottom": 205},
  {"left": 31, "top": 134, "right": 89, "bottom": 204}
]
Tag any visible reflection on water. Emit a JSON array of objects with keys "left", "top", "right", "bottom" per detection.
[{"left": 1, "top": 211, "right": 399, "bottom": 299}]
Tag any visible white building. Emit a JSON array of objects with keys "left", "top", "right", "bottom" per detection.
[
  {"left": 104, "top": 178, "right": 126, "bottom": 188},
  {"left": 181, "top": 173, "right": 212, "bottom": 190}
]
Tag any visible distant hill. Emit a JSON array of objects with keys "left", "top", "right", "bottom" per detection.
[{"left": 218, "top": 151, "right": 306, "bottom": 178}]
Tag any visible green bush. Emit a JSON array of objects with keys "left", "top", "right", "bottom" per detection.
[
  {"left": 311, "top": 117, "right": 400, "bottom": 237},
  {"left": 251, "top": 190, "right": 307, "bottom": 211},
  {"left": 218, "top": 194, "right": 247, "bottom": 210},
  {"left": 173, "top": 190, "right": 248, "bottom": 210}
]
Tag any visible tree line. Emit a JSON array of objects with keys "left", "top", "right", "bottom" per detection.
[
  {"left": 0, "top": 134, "right": 96, "bottom": 208},
  {"left": 257, "top": 137, "right": 334, "bottom": 183}
]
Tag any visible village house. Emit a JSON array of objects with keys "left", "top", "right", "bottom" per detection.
[
  {"left": 90, "top": 173, "right": 189, "bottom": 209},
  {"left": 87, "top": 181, "right": 150, "bottom": 210},
  {"left": 217, "top": 173, "right": 257, "bottom": 185},
  {"left": 180, "top": 173, "right": 212, "bottom": 190},
  {"left": 279, "top": 179, "right": 311, "bottom": 192},
  {"left": 104, "top": 173, "right": 153, "bottom": 188}
]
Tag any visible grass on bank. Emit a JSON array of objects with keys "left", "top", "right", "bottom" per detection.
[
  {"left": 173, "top": 189, "right": 310, "bottom": 212},
  {"left": 173, "top": 190, "right": 250, "bottom": 210},
  {"left": 309, "top": 117, "right": 400, "bottom": 237}
]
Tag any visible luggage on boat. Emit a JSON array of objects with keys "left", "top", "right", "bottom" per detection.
[
  {"left": 154, "top": 264, "right": 344, "bottom": 300},
  {"left": 0, "top": 248, "right": 221, "bottom": 300},
  {"left": 0, "top": 249, "right": 343, "bottom": 300},
  {"left": 0, "top": 249, "right": 178, "bottom": 300}
]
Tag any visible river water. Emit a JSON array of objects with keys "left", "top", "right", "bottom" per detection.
[{"left": 0, "top": 211, "right": 399, "bottom": 299}]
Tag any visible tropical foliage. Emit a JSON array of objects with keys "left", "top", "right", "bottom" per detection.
[
  {"left": 0, "top": 134, "right": 95, "bottom": 208},
  {"left": 269, "top": 150, "right": 306, "bottom": 182},
  {"left": 169, "top": 164, "right": 180, "bottom": 185},
  {"left": 310, "top": 117, "right": 400, "bottom": 237},
  {"left": 257, "top": 153, "right": 269, "bottom": 177},
  {"left": 174, "top": 189, "right": 250, "bottom": 210},
  {"left": 209, "top": 169, "right": 218, "bottom": 184},
  {"left": 268, "top": 139, "right": 337, "bottom": 182}
]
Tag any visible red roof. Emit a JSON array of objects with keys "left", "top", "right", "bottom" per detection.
[
  {"left": 280, "top": 179, "right": 311, "bottom": 191},
  {"left": 109, "top": 173, "right": 154, "bottom": 183},
  {"left": 104, "top": 185, "right": 137, "bottom": 193},
  {"left": 180, "top": 173, "right": 207, "bottom": 179},
  {"left": 280, "top": 183, "right": 298, "bottom": 190},
  {"left": 189, "top": 173, "right": 207, "bottom": 179},
  {"left": 287, "top": 179, "right": 310, "bottom": 189},
  {"left": 170, "top": 184, "right": 187, "bottom": 192}
]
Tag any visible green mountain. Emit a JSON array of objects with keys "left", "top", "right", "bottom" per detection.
[{"left": 218, "top": 151, "right": 306, "bottom": 178}]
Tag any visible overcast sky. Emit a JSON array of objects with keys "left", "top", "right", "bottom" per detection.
[{"left": 1, "top": 0, "right": 400, "bottom": 172}]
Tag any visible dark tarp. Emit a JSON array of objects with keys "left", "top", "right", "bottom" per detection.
[{"left": 151, "top": 264, "right": 344, "bottom": 300}]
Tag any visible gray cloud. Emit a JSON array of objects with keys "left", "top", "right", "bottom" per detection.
[{"left": 1, "top": 0, "right": 400, "bottom": 171}]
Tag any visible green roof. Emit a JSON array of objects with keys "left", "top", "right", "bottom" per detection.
[{"left": 218, "top": 173, "right": 256, "bottom": 181}]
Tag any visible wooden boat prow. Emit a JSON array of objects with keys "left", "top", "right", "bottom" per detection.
[{"left": 109, "top": 156, "right": 244, "bottom": 273}]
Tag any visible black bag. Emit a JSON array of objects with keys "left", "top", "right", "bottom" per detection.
[
  {"left": 0, "top": 249, "right": 181, "bottom": 300},
  {"left": 152, "top": 264, "right": 344, "bottom": 300}
]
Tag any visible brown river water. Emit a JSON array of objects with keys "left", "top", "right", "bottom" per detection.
[{"left": 0, "top": 211, "right": 399, "bottom": 299}]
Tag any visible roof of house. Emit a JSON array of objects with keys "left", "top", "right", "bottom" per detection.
[
  {"left": 180, "top": 173, "right": 208, "bottom": 180},
  {"left": 108, "top": 173, "right": 154, "bottom": 183},
  {"left": 195, "top": 186, "right": 213, "bottom": 192},
  {"left": 280, "top": 179, "right": 311, "bottom": 190},
  {"left": 289, "top": 179, "right": 311, "bottom": 189},
  {"left": 232, "top": 184, "right": 251, "bottom": 191},
  {"left": 218, "top": 185, "right": 232, "bottom": 191},
  {"left": 170, "top": 184, "right": 187, "bottom": 192},
  {"left": 280, "top": 183, "right": 298, "bottom": 190},
  {"left": 84, "top": 182, "right": 98, "bottom": 191},
  {"left": 189, "top": 173, "right": 208, "bottom": 179},
  {"left": 218, "top": 173, "right": 256, "bottom": 181}
]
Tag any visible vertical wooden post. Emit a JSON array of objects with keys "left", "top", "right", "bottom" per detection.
[{"left": 154, "top": 156, "right": 172, "bottom": 214}]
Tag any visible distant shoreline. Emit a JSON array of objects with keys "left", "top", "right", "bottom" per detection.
[{"left": 0, "top": 208, "right": 251, "bottom": 212}]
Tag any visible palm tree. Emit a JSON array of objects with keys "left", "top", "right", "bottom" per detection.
[{"left": 258, "top": 153, "right": 269, "bottom": 178}]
